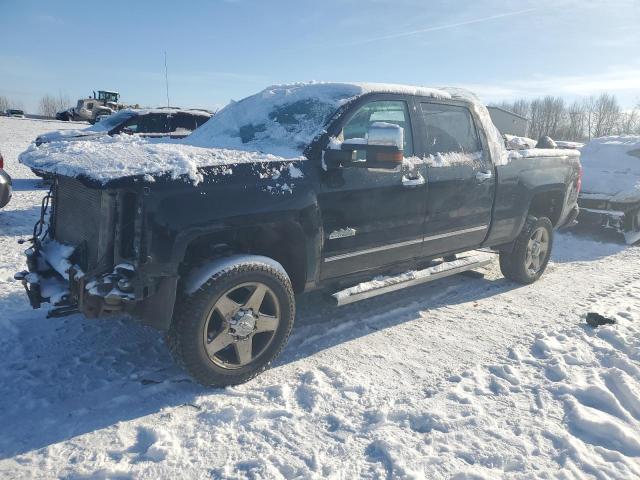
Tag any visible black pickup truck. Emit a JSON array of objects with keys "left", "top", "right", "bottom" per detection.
[{"left": 17, "top": 83, "right": 581, "bottom": 386}]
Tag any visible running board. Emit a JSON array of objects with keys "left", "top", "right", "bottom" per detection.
[{"left": 331, "top": 252, "right": 494, "bottom": 306}]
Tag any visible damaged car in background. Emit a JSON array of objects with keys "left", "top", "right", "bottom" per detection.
[
  {"left": 16, "top": 82, "right": 581, "bottom": 387},
  {"left": 0, "top": 150, "right": 12, "bottom": 209},
  {"left": 577, "top": 136, "right": 640, "bottom": 244},
  {"left": 35, "top": 108, "right": 212, "bottom": 146}
]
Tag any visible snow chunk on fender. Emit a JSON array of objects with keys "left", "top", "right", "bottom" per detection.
[{"left": 183, "top": 255, "right": 289, "bottom": 295}]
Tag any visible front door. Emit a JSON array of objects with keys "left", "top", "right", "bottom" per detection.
[
  {"left": 417, "top": 101, "right": 496, "bottom": 254},
  {"left": 318, "top": 97, "right": 428, "bottom": 279}
]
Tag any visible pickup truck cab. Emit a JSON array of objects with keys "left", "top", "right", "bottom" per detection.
[{"left": 18, "top": 82, "right": 581, "bottom": 386}]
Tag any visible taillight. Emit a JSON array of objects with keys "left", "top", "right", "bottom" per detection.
[
  {"left": 576, "top": 164, "right": 583, "bottom": 193},
  {"left": 0, "top": 152, "right": 4, "bottom": 170}
]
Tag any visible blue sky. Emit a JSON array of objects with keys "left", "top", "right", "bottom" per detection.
[{"left": 1, "top": 0, "right": 639, "bottom": 113}]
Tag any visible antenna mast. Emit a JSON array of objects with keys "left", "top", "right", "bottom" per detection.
[{"left": 164, "top": 51, "right": 170, "bottom": 108}]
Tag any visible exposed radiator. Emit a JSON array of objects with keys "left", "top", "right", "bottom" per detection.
[{"left": 53, "top": 177, "right": 112, "bottom": 272}]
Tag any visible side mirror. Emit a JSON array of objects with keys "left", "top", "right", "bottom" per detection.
[
  {"left": 324, "top": 123, "right": 404, "bottom": 171},
  {"left": 122, "top": 127, "right": 134, "bottom": 135}
]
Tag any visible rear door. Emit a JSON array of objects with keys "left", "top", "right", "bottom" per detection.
[
  {"left": 417, "top": 101, "right": 495, "bottom": 254},
  {"left": 318, "top": 95, "right": 428, "bottom": 279}
]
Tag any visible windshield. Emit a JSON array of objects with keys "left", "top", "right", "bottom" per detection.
[
  {"left": 86, "top": 110, "right": 137, "bottom": 132},
  {"left": 185, "top": 83, "right": 364, "bottom": 156}
]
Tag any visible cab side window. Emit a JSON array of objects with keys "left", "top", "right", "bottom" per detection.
[
  {"left": 125, "top": 114, "right": 170, "bottom": 134},
  {"left": 341, "top": 100, "right": 413, "bottom": 157},
  {"left": 170, "top": 113, "right": 199, "bottom": 132},
  {"left": 420, "top": 103, "right": 480, "bottom": 156}
]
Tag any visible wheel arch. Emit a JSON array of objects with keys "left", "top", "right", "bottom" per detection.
[
  {"left": 178, "top": 221, "right": 308, "bottom": 294},
  {"left": 527, "top": 187, "right": 566, "bottom": 227}
]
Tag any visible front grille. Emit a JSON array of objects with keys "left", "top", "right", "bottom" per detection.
[{"left": 53, "top": 177, "right": 113, "bottom": 272}]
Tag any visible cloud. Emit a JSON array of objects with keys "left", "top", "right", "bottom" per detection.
[
  {"left": 343, "top": 7, "right": 538, "bottom": 46},
  {"left": 458, "top": 67, "right": 640, "bottom": 104},
  {"left": 33, "top": 14, "right": 64, "bottom": 25}
]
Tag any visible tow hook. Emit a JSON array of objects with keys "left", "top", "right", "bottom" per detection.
[{"left": 15, "top": 270, "right": 42, "bottom": 309}]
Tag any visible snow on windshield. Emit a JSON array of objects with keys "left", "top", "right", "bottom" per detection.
[
  {"left": 185, "top": 82, "right": 451, "bottom": 157},
  {"left": 86, "top": 110, "right": 137, "bottom": 132},
  {"left": 185, "top": 83, "right": 363, "bottom": 157}
]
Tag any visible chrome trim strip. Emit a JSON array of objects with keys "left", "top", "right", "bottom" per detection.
[
  {"left": 323, "top": 225, "right": 487, "bottom": 263},
  {"left": 423, "top": 225, "right": 487, "bottom": 242}
]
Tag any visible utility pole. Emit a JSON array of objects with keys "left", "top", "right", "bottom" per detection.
[{"left": 164, "top": 51, "right": 170, "bottom": 108}]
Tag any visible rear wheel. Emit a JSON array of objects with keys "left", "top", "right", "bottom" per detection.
[
  {"left": 167, "top": 258, "right": 295, "bottom": 387},
  {"left": 499, "top": 216, "right": 553, "bottom": 284}
]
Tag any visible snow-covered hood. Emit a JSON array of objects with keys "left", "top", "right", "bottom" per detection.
[
  {"left": 19, "top": 134, "right": 303, "bottom": 185},
  {"left": 580, "top": 136, "right": 640, "bottom": 202}
]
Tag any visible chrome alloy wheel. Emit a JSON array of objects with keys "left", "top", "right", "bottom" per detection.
[
  {"left": 525, "top": 227, "right": 550, "bottom": 275},
  {"left": 202, "top": 282, "right": 280, "bottom": 369}
]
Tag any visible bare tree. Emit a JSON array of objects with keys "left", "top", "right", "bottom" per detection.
[
  {"left": 0, "top": 95, "right": 9, "bottom": 112},
  {"left": 590, "top": 93, "right": 620, "bottom": 138},
  {"left": 0, "top": 95, "right": 24, "bottom": 113},
  {"left": 529, "top": 96, "right": 565, "bottom": 139},
  {"left": 617, "top": 107, "right": 639, "bottom": 135},
  {"left": 565, "top": 100, "right": 588, "bottom": 141},
  {"left": 491, "top": 93, "right": 640, "bottom": 141},
  {"left": 38, "top": 92, "right": 71, "bottom": 117}
]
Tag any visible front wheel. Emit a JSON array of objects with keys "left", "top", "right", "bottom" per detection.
[
  {"left": 499, "top": 216, "right": 553, "bottom": 284},
  {"left": 167, "top": 257, "right": 295, "bottom": 387}
]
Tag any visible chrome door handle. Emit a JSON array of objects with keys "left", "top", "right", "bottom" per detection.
[
  {"left": 476, "top": 170, "right": 493, "bottom": 181},
  {"left": 402, "top": 173, "right": 425, "bottom": 187}
]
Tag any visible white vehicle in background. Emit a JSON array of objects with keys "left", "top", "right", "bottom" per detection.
[
  {"left": 5, "top": 109, "right": 25, "bottom": 118},
  {"left": 578, "top": 136, "right": 640, "bottom": 244}
]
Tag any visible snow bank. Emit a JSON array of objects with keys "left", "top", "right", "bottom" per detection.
[
  {"left": 19, "top": 134, "right": 302, "bottom": 184},
  {"left": 580, "top": 136, "right": 640, "bottom": 201}
]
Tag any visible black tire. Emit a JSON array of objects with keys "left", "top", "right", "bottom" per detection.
[
  {"left": 167, "top": 258, "right": 295, "bottom": 387},
  {"left": 499, "top": 216, "right": 553, "bottom": 285}
]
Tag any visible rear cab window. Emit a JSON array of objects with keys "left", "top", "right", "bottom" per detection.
[{"left": 419, "top": 102, "right": 484, "bottom": 166}]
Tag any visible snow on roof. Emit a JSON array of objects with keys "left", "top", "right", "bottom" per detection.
[
  {"left": 116, "top": 107, "right": 212, "bottom": 117},
  {"left": 185, "top": 82, "right": 454, "bottom": 156},
  {"left": 580, "top": 135, "right": 640, "bottom": 201}
]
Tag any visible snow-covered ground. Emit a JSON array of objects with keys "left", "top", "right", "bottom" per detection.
[{"left": 1, "top": 117, "right": 639, "bottom": 479}]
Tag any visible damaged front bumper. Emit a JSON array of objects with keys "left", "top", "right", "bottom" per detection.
[
  {"left": 15, "top": 241, "right": 139, "bottom": 319},
  {"left": 578, "top": 195, "right": 640, "bottom": 244},
  {"left": 15, "top": 238, "right": 178, "bottom": 329}
]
